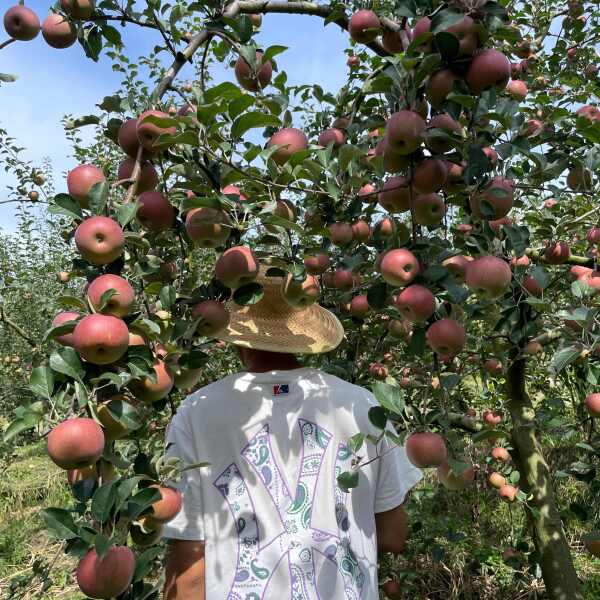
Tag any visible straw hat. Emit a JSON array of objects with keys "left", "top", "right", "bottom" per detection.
[{"left": 216, "top": 268, "right": 345, "bottom": 354}]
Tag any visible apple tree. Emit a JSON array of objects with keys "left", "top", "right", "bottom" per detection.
[{"left": 2, "top": 0, "right": 600, "bottom": 599}]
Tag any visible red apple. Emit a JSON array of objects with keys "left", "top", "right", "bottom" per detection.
[
  {"left": 329, "top": 222, "right": 354, "bottom": 246},
  {"left": 192, "top": 300, "right": 230, "bottom": 336},
  {"left": 52, "top": 311, "right": 80, "bottom": 346},
  {"left": 129, "top": 361, "right": 174, "bottom": 403},
  {"left": 488, "top": 471, "right": 506, "bottom": 489},
  {"left": 267, "top": 128, "right": 308, "bottom": 164},
  {"left": 426, "top": 69, "right": 459, "bottom": 109},
  {"left": 318, "top": 128, "right": 346, "bottom": 148},
  {"left": 506, "top": 79, "right": 528, "bottom": 100},
  {"left": 304, "top": 254, "right": 330, "bottom": 275},
  {"left": 406, "top": 432, "right": 447, "bottom": 468},
  {"left": 585, "top": 393, "right": 600, "bottom": 417},
  {"left": 3, "top": 5, "right": 40, "bottom": 41},
  {"left": 87, "top": 274, "right": 135, "bottom": 317},
  {"left": 117, "top": 158, "right": 158, "bottom": 193},
  {"left": 386, "top": 110, "right": 425, "bottom": 155},
  {"left": 348, "top": 9, "right": 380, "bottom": 43},
  {"left": 330, "top": 269, "right": 352, "bottom": 291},
  {"left": 483, "top": 409, "right": 502, "bottom": 426},
  {"left": 442, "top": 255, "right": 473, "bottom": 284},
  {"left": 445, "top": 16, "right": 478, "bottom": 56},
  {"left": 214, "top": 246, "right": 260, "bottom": 289},
  {"left": 185, "top": 207, "right": 231, "bottom": 247},
  {"left": 76, "top": 545, "right": 135, "bottom": 599},
  {"left": 282, "top": 274, "right": 320, "bottom": 307},
  {"left": 567, "top": 166, "right": 592, "bottom": 190},
  {"left": 351, "top": 220, "right": 371, "bottom": 243},
  {"left": 74, "top": 216, "right": 124, "bottom": 266},
  {"left": 437, "top": 461, "right": 475, "bottom": 490},
  {"left": 234, "top": 50, "right": 273, "bottom": 92},
  {"left": 349, "top": 295, "right": 370, "bottom": 319},
  {"left": 523, "top": 275, "right": 543, "bottom": 297},
  {"left": 498, "top": 484, "right": 518, "bottom": 503},
  {"left": 118, "top": 118, "right": 146, "bottom": 158},
  {"left": 47, "top": 418, "right": 105, "bottom": 470},
  {"left": 426, "top": 319, "right": 466, "bottom": 355},
  {"left": 147, "top": 484, "right": 183, "bottom": 523},
  {"left": 67, "top": 164, "right": 105, "bottom": 209},
  {"left": 426, "top": 113, "right": 462, "bottom": 154},
  {"left": 42, "top": 13, "right": 76, "bottom": 49},
  {"left": 491, "top": 446, "right": 510, "bottom": 462},
  {"left": 395, "top": 284, "right": 436, "bottom": 323},
  {"left": 412, "top": 158, "right": 447, "bottom": 193},
  {"left": 544, "top": 241, "right": 570, "bottom": 265},
  {"left": 413, "top": 193, "right": 445, "bottom": 226},
  {"left": 60, "top": 0, "right": 95, "bottom": 20},
  {"left": 136, "top": 110, "right": 176, "bottom": 151},
  {"left": 136, "top": 191, "right": 174, "bottom": 231},
  {"left": 467, "top": 49, "right": 511, "bottom": 95},
  {"left": 379, "top": 248, "right": 419, "bottom": 286},
  {"left": 73, "top": 314, "right": 129, "bottom": 365},
  {"left": 470, "top": 177, "right": 515, "bottom": 219},
  {"left": 369, "top": 362, "right": 388, "bottom": 380},
  {"left": 378, "top": 176, "right": 411, "bottom": 213},
  {"left": 466, "top": 256, "right": 512, "bottom": 299}
]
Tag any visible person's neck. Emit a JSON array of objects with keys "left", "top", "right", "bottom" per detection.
[{"left": 244, "top": 354, "right": 302, "bottom": 373}]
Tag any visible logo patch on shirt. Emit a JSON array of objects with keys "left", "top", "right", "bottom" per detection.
[{"left": 272, "top": 384, "right": 289, "bottom": 395}]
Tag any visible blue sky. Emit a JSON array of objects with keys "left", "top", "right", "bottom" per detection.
[{"left": 0, "top": 2, "right": 350, "bottom": 232}]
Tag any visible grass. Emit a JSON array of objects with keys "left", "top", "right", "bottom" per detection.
[
  {"left": 0, "top": 441, "right": 599, "bottom": 599},
  {"left": 0, "top": 441, "right": 83, "bottom": 600}
]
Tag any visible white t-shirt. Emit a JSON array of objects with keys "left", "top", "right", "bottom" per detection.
[{"left": 163, "top": 367, "right": 422, "bottom": 599}]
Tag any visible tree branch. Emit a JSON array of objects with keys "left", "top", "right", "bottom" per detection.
[{"left": 0, "top": 306, "right": 37, "bottom": 347}]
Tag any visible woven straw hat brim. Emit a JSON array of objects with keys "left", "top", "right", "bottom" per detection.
[{"left": 216, "top": 272, "right": 345, "bottom": 354}]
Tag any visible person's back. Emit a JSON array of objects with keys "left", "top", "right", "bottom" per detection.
[
  {"left": 162, "top": 270, "right": 422, "bottom": 599},
  {"left": 163, "top": 364, "right": 421, "bottom": 598}
]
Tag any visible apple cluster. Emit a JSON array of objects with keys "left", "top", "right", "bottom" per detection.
[{"left": 3, "top": 1, "right": 97, "bottom": 50}]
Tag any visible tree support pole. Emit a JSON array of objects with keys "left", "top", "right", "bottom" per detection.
[{"left": 505, "top": 358, "right": 583, "bottom": 600}]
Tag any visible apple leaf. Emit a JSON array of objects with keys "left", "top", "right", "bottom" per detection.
[
  {"left": 372, "top": 382, "right": 405, "bottom": 415},
  {"left": 368, "top": 406, "right": 388, "bottom": 429},
  {"left": 49, "top": 194, "right": 83, "bottom": 220},
  {"left": 133, "top": 547, "right": 163, "bottom": 583},
  {"left": 231, "top": 112, "right": 281, "bottom": 139},
  {"left": 41, "top": 508, "right": 79, "bottom": 540},
  {"left": 49, "top": 347, "right": 85, "bottom": 383},
  {"left": 29, "top": 366, "right": 55, "bottom": 400},
  {"left": 549, "top": 345, "right": 582, "bottom": 374},
  {"left": 431, "top": 9, "right": 465, "bottom": 32},
  {"left": 233, "top": 282, "right": 264, "bottom": 306},
  {"left": 125, "top": 486, "right": 162, "bottom": 520},
  {"left": 91, "top": 481, "right": 118, "bottom": 523},
  {"left": 117, "top": 200, "right": 139, "bottom": 227},
  {"left": 43, "top": 319, "right": 78, "bottom": 342},
  {"left": 337, "top": 470, "right": 359, "bottom": 493},
  {"left": 88, "top": 180, "right": 109, "bottom": 215},
  {"left": 347, "top": 432, "right": 365, "bottom": 455},
  {"left": 94, "top": 533, "right": 113, "bottom": 559}
]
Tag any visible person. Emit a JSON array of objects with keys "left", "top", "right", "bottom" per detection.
[{"left": 162, "top": 270, "right": 422, "bottom": 599}]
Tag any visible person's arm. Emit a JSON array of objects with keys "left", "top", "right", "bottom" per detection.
[
  {"left": 375, "top": 504, "right": 409, "bottom": 555},
  {"left": 164, "top": 539, "right": 205, "bottom": 600}
]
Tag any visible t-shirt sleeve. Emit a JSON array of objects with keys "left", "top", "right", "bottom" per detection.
[
  {"left": 374, "top": 434, "right": 423, "bottom": 513},
  {"left": 161, "top": 415, "right": 206, "bottom": 541}
]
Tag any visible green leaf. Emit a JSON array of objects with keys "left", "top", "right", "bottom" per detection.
[
  {"left": 115, "top": 476, "right": 144, "bottom": 513},
  {"left": 126, "top": 487, "right": 162, "bottom": 520},
  {"left": 41, "top": 508, "right": 78, "bottom": 540},
  {"left": 233, "top": 283, "right": 264, "bottom": 305},
  {"left": 231, "top": 112, "right": 280, "bottom": 139},
  {"left": 91, "top": 482, "right": 118, "bottom": 523},
  {"left": 49, "top": 194, "right": 83, "bottom": 220},
  {"left": 434, "top": 32, "right": 459, "bottom": 60},
  {"left": 159, "top": 286, "right": 177, "bottom": 310},
  {"left": 372, "top": 382, "right": 405, "bottom": 414},
  {"left": 88, "top": 180, "right": 109, "bottom": 215},
  {"left": 367, "top": 282, "right": 388, "bottom": 309},
  {"left": 347, "top": 433, "right": 365, "bottom": 455},
  {"left": 57, "top": 295, "right": 88, "bottom": 311},
  {"left": 337, "top": 470, "right": 359, "bottom": 492},
  {"left": 133, "top": 547, "right": 162, "bottom": 582},
  {"left": 49, "top": 347, "right": 85, "bottom": 382},
  {"left": 29, "top": 366, "right": 54, "bottom": 400},
  {"left": 368, "top": 406, "right": 388, "bottom": 429},
  {"left": 550, "top": 346, "right": 582, "bottom": 374},
  {"left": 262, "top": 45, "right": 288, "bottom": 63},
  {"left": 94, "top": 534, "right": 112, "bottom": 559},
  {"left": 103, "top": 398, "right": 142, "bottom": 433},
  {"left": 472, "top": 429, "right": 508, "bottom": 443},
  {"left": 117, "top": 201, "right": 139, "bottom": 227},
  {"left": 2, "top": 412, "right": 42, "bottom": 442},
  {"left": 431, "top": 9, "right": 465, "bottom": 32}
]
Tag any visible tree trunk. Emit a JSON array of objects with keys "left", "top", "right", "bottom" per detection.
[{"left": 505, "top": 358, "right": 583, "bottom": 600}]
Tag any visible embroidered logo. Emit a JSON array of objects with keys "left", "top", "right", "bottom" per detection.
[
  {"left": 214, "top": 419, "right": 365, "bottom": 599},
  {"left": 273, "top": 383, "right": 289, "bottom": 395}
]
